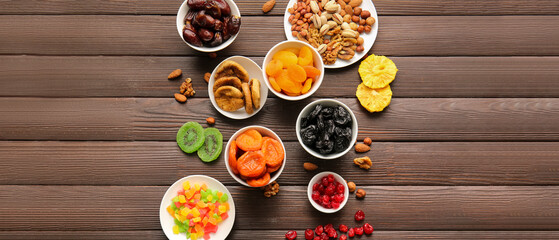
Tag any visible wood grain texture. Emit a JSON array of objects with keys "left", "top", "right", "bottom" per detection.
[
  {"left": 1, "top": 98, "right": 558, "bottom": 141},
  {"left": 1, "top": 0, "right": 558, "bottom": 16},
  {"left": 2, "top": 56, "right": 559, "bottom": 98},
  {"left": 1, "top": 16, "right": 558, "bottom": 56},
  {"left": 2, "top": 230, "right": 559, "bottom": 240},
  {"left": 0, "top": 185, "right": 558, "bottom": 231},
  {"left": 1, "top": 141, "right": 558, "bottom": 186}
]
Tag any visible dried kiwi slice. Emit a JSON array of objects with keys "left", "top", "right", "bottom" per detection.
[
  {"left": 176, "top": 122, "right": 205, "bottom": 153},
  {"left": 197, "top": 128, "right": 223, "bottom": 162}
]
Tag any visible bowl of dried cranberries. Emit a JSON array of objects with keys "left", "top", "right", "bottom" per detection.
[
  {"left": 308, "top": 171, "right": 349, "bottom": 213},
  {"left": 296, "top": 99, "right": 358, "bottom": 159}
]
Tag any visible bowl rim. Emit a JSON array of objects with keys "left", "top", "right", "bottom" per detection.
[
  {"left": 262, "top": 40, "right": 325, "bottom": 101},
  {"left": 176, "top": 0, "right": 241, "bottom": 52},
  {"left": 307, "top": 171, "right": 349, "bottom": 213},
  {"left": 296, "top": 98, "right": 358, "bottom": 159},
  {"left": 208, "top": 55, "right": 268, "bottom": 119},
  {"left": 224, "top": 125, "right": 287, "bottom": 187}
]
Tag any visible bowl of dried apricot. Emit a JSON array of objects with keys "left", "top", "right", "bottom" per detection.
[
  {"left": 262, "top": 40, "right": 324, "bottom": 100},
  {"left": 225, "top": 126, "right": 286, "bottom": 187}
]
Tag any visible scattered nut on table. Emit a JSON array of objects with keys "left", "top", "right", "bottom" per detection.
[
  {"left": 356, "top": 188, "right": 366, "bottom": 199},
  {"left": 262, "top": 181, "right": 280, "bottom": 197},
  {"left": 168, "top": 69, "right": 182, "bottom": 79},
  {"left": 204, "top": 72, "right": 211, "bottom": 83},
  {"left": 174, "top": 93, "right": 187, "bottom": 103},
  {"left": 262, "top": 0, "right": 276, "bottom": 13},
  {"left": 303, "top": 162, "right": 318, "bottom": 171},
  {"left": 347, "top": 181, "right": 356, "bottom": 192},
  {"left": 206, "top": 117, "right": 215, "bottom": 125},
  {"left": 354, "top": 156, "right": 372, "bottom": 170},
  {"left": 355, "top": 143, "right": 370, "bottom": 153},
  {"left": 363, "top": 137, "right": 372, "bottom": 146}
]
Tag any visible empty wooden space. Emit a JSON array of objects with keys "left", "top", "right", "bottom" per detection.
[{"left": 0, "top": 0, "right": 558, "bottom": 239}]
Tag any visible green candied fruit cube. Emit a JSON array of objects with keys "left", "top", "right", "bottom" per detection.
[
  {"left": 213, "top": 213, "right": 219, "bottom": 219},
  {"left": 200, "top": 189, "right": 208, "bottom": 198},
  {"left": 172, "top": 196, "right": 180, "bottom": 203},
  {"left": 220, "top": 193, "right": 229, "bottom": 203},
  {"left": 182, "top": 219, "right": 190, "bottom": 226},
  {"left": 178, "top": 226, "right": 186, "bottom": 233},
  {"left": 174, "top": 218, "right": 182, "bottom": 226},
  {"left": 170, "top": 204, "right": 178, "bottom": 210},
  {"left": 186, "top": 231, "right": 191, "bottom": 238}
]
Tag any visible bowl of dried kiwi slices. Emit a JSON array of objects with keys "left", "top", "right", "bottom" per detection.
[
  {"left": 296, "top": 99, "right": 358, "bottom": 160},
  {"left": 176, "top": 121, "right": 224, "bottom": 163}
]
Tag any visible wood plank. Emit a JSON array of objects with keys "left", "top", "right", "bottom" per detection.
[
  {"left": 2, "top": 56, "right": 559, "bottom": 98},
  {"left": 1, "top": 98, "right": 558, "bottom": 141},
  {"left": 0, "top": 186, "right": 558, "bottom": 230},
  {"left": 1, "top": 0, "right": 558, "bottom": 16},
  {"left": 2, "top": 230, "right": 559, "bottom": 240},
  {"left": 1, "top": 16, "right": 558, "bottom": 56},
  {"left": 1, "top": 141, "right": 558, "bottom": 186}
]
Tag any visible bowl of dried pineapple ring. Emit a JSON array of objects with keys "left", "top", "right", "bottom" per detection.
[
  {"left": 356, "top": 54, "right": 397, "bottom": 112},
  {"left": 262, "top": 40, "right": 325, "bottom": 101}
]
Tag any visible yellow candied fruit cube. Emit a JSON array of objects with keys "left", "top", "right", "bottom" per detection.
[
  {"left": 223, "top": 202, "right": 230, "bottom": 211},
  {"left": 177, "top": 214, "right": 187, "bottom": 223},
  {"left": 196, "top": 201, "right": 206, "bottom": 208},
  {"left": 218, "top": 205, "right": 226, "bottom": 214},
  {"left": 194, "top": 184, "right": 200, "bottom": 191},
  {"left": 206, "top": 194, "right": 213, "bottom": 202},
  {"left": 202, "top": 216, "right": 208, "bottom": 226},
  {"left": 172, "top": 225, "right": 180, "bottom": 234},
  {"left": 180, "top": 207, "right": 191, "bottom": 216},
  {"left": 178, "top": 195, "right": 186, "bottom": 203},
  {"left": 193, "top": 217, "right": 201, "bottom": 223},
  {"left": 201, "top": 183, "right": 208, "bottom": 191},
  {"left": 185, "top": 189, "right": 195, "bottom": 199},
  {"left": 182, "top": 181, "right": 191, "bottom": 190},
  {"left": 166, "top": 206, "right": 174, "bottom": 215},
  {"left": 190, "top": 233, "right": 198, "bottom": 240},
  {"left": 192, "top": 208, "right": 200, "bottom": 217},
  {"left": 217, "top": 192, "right": 223, "bottom": 198}
]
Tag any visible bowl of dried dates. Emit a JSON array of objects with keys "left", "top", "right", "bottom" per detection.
[
  {"left": 262, "top": 40, "right": 324, "bottom": 101},
  {"left": 308, "top": 171, "right": 349, "bottom": 213},
  {"left": 177, "top": 0, "right": 241, "bottom": 52},
  {"left": 296, "top": 99, "right": 358, "bottom": 159}
]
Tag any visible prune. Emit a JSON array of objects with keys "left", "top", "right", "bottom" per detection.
[
  {"left": 208, "top": 32, "right": 223, "bottom": 46},
  {"left": 301, "top": 125, "right": 318, "bottom": 146},
  {"left": 185, "top": 9, "right": 197, "bottom": 22},
  {"left": 187, "top": 0, "right": 207, "bottom": 10},
  {"left": 316, "top": 115, "right": 325, "bottom": 132},
  {"left": 321, "top": 107, "right": 334, "bottom": 119},
  {"left": 301, "top": 116, "right": 310, "bottom": 128},
  {"left": 197, "top": 28, "right": 214, "bottom": 42},
  {"left": 333, "top": 127, "right": 352, "bottom": 152},
  {"left": 319, "top": 140, "right": 334, "bottom": 154},
  {"left": 183, "top": 29, "right": 202, "bottom": 46},
  {"left": 213, "top": 0, "right": 231, "bottom": 16},
  {"left": 308, "top": 104, "right": 323, "bottom": 121},
  {"left": 214, "top": 19, "right": 224, "bottom": 31},
  {"left": 205, "top": 2, "right": 222, "bottom": 19},
  {"left": 334, "top": 106, "right": 351, "bottom": 126},
  {"left": 325, "top": 119, "right": 335, "bottom": 136},
  {"left": 194, "top": 12, "right": 215, "bottom": 28}
]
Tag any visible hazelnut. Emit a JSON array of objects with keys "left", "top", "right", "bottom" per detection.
[
  {"left": 364, "top": 25, "right": 371, "bottom": 33},
  {"left": 206, "top": 117, "right": 215, "bottom": 125},
  {"left": 351, "top": 15, "right": 360, "bottom": 23},
  {"left": 292, "top": 31, "right": 298, "bottom": 37},
  {"left": 366, "top": 17, "right": 375, "bottom": 26},
  {"left": 357, "top": 36, "right": 364, "bottom": 45},
  {"left": 357, "top": 25, "right": 364, "bottom": 33},
  {"left": 343, "top": 15, "right": 351, "bottom": 23},
  {"left": 363, "top": 137, "right": 372, "bottom": 145},
  {"left": 356, "top": 189, "right": 366, "bottom": 199},
  {"left": 359, "top": 19, "right": 366, "bottom": 26},
  {"left": 353, "top": 7, "right": 362, "bottom": 16},
  {"left": 360, "top": 10, "right": 371, "bottom": 19},
  {"left": 356, "top": 45, "right": 364, "bottom": 52},
  {"left": 347, "top": 181, "right": 356, "bottom": 192}
]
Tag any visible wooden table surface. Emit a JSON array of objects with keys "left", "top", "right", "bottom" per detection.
[{"left": 1, "top": 0, "right": 559, "bottom": 239}]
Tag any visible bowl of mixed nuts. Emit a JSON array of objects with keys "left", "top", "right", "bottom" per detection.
[
  {"left": 177, "top": 0, "right": 242, "bottom": 52},
  {"left": 283, "top": 0, "right": 378, "bottom": 68}
]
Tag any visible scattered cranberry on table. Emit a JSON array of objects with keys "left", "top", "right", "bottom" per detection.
[
  {"left": 363, "top": 222, "right": 374, "bottom": 234},
  {"left": 347, "top": 228, "right": 355, "bottom": 237},
  {"left": 339, "top": 224, "right": 348, "bottom": 233},
  {"left": 305, "top": 228, "right": 314, "bottom": 240},
  {"left": 355, "top": 209, "right": 365, "bottom": 221},
  {"left": 354, "top": 226, "right": 364, "bottom": 236},
  {"left": 339, "top": 234, "right": 348, "bottom": 240},
  {"left": 284, "top": 210, "right": 373, "bottom": 238},
  {"left": 315, "top": 225, "right": 323, "bottom": 235},
  {"left": 285, "top": 230, "right": 297, "bottom": 240}
]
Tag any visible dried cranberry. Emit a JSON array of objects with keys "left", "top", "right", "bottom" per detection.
[
  {"left": 315, "top": 225, "right": 323, "bottom": 235},
  {"left": 327, "top": 228, "right": 337, "bottom": 238},
  {"left": 336, "top": 183, "right": 345, "bottom": 194},
  {"left": 363, "top": 223, "right": 374, "bottom": 234},
  {"left": 327, "top": 174, "right": 334, "bottom": 183},
  {"left": 313, "top": 183, "right": 319, "bottom": 191},
  {"left": 320, "top": 233, "right": 329, "bottom": 240},
  {"left": 321, "top": 177, "right": 329, "bottom": 186},
  {"left": 339, "top": 234, "right": 348, "bottom": 240},
  {"left": 354, "top": 227, "right": 364, "bottom": 236},
  {"left": 312, "top": 191, "right": 320, "bottom": 201},
  {"left": 331, "top": 202, "right": 340, "bottom": 209},
  {"left": 347, "top": 228, "right": 355, "bottom": 237},
  {"left": 354, "top": 210, "right": 365, "bottom": 221},
  {"left": 324, "top": 224, "right": 334, "bottom": 232},
  {"left": 304, "top": 229, "right": 314, "bottom": 240},
  {"left": 339, "top": 224, "right": 348, "bottom": 233},
  {"left": 313, "top": 237, "right": 320, "bottom": 240},
  {"left": 285, "top": 230, "right": 297, "bottom": 240}
]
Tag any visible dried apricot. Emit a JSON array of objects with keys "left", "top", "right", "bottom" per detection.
[
  {"left": 273, "top": 50, "right": 298, "bottom": 67},
  {"left": 301, "top": 78, "right": 312, "bottom": 94},
  {"left": 237, "top": 151, "right": 267, "bottom": 178},
  {"left": 266, "top": 59, "right": 283, "bottom": 76},
  {"left": 261, "top": 137, "right": 284, "bottom": 168},
  {"left": 277, "top": 70, "right": 303, "bottom": 94},
  {"left": 284, "top": 47, "right": 300, "bottom": 55},
  {"left": 267, "top": 164, "right": 281, "bottom": 173},
  {"left": 298, "top": 46, "right": 313, "bottom": 66},
  {"left": 287, "top": 64, "right": 307, "bottom": 83},
  {"left": 229, "top": 141, "right": 239, "bottom": 174},
  {"left": 268, "top": 77, "right": 282, "bottom": 92},
  {"left": 246, "top": 172, "right": 271, "bottom": 187},
  {"left": 236, "top": 129, "right": 263, "bottom": 151},
  {"left": 303, "top": 65, "right": 321, "bottom": 79}
]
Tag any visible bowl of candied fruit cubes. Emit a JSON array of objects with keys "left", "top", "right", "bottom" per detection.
[
  {"left": 308, "top": 171, "right": 349, "bottom": 213},
  {"left": 296, "top": 99, "right": 358, "bottom": 159}
]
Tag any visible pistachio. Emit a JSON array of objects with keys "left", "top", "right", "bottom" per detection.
[
  {"left": 319, "top": 24, "right": 331, "bottom": 35},
  {"left": 317, "top": 44, "right": 327, "bottom": 53},
  {"left": 342, "top": 29, "right": 358, "bottom": 38},
  {"left": 341, "top": 22, "right": 350, "bottom": 30},
  {"left": 310, "top": 1, "right": 320, "bottom": 14},
  {"left": 324, "top": 1, "right": 338, "bottom": 13},
  {"left": 332, "top": 13, "right": 343, "bottom": 24},
  {"left": 320, "top": 15, "right": 328, "bottom": 24},
  {"left": 321, "top": 0, "right": 328, "bottom": 7},
  {"left": 326, "top": 20, "right": 337, "bottom": 28},
  {"left": 311, "top": 14, "right": 322, "bottom": 29}
]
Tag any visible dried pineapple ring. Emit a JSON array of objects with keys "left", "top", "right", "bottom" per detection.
[
  {"left": 355, "top": 83, "right": 392, "bottom": 112},
  {"left": 358, "top": 55, "right": 398, "bottom": 89}
]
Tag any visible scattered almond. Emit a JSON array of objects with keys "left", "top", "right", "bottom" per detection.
[
  {"left": 354, "top": 156, "right": 372, "bottom": 170},
  {"left": 206, "top": 117, "right": 215, "bottom": 125},
  {"left": 174, "top": 93, "right": 187, "bottom": 103},
  {"left": 204, "top": 72, "right": 211, "bottom": 83},
  {"left": 168, "top": 69, "right": 182, "bottom": 79},
  {"left": 262, "top": 0, "right": 276, "bottom": 13},
  {"left": 355, "top": 143, "right": 370, "bottom": 153},
  {"left": 363, "top": 137, "right": 372, "bottom": 146},
  {"left": 303, "top": 162, "right": 318, "bottom": 171}
]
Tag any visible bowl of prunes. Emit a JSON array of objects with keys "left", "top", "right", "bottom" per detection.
[
  {"left": 296, "top": 99, "right": 358, "bottom": 159},
  {"left": 176, "top": 0, "right": 241, "bottom": 52}
]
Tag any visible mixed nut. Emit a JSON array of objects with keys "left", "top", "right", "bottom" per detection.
[
  {"left": 287, "top": 0, "right": 376, "bottom": 64},
  {"left": 183, "top": 0, "right": 241, "bottom": 47}
]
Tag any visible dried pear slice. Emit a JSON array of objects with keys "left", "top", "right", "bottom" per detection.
[
  {"left": 250, "top": 78, "right": 261, "bottom": 109},
  {"left": 213, "top": 76, "right": 243, "bottom": 92},
  {"left": 215, "top": 60, "right": 250, "bottom": 82},
  {"left": 242, "top": 82, "right": 253, "bottom": 114}
]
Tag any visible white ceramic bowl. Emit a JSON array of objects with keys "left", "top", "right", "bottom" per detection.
[
  {"left": 225, "top": 125, "right": 287, "bottom": 187},
  {"left": 160, "top": 175, "right": 236, "bottom": 240},
  {"left": 296, "top": 99, "right": 358, "bottom": 159},
  {"left": 209, "top": 56, "right": 268, "bottom": 119},
  {"left": 176, "top": 0, "right": 241, "bottom": 52},
  {"left": 308, "top": 171, "right": 349, "bottom": 213},
  {"left": 262, "top": 40, "right": 325, "bottom": 101}
]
